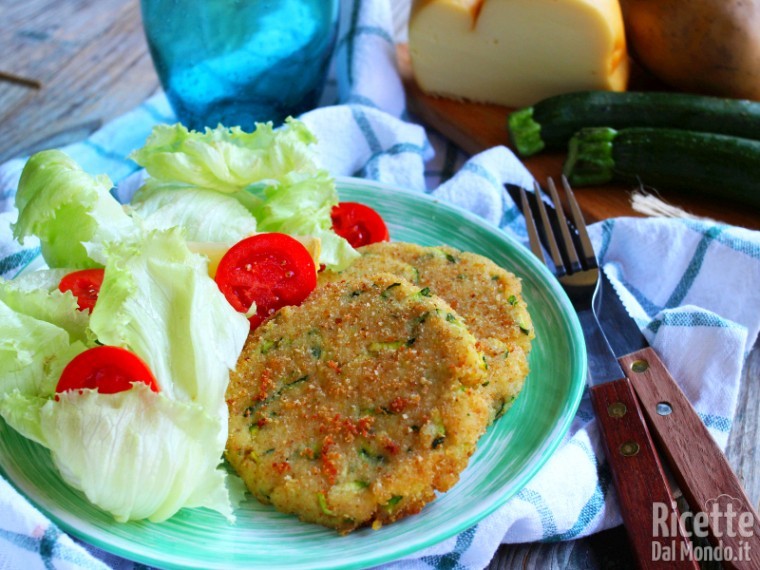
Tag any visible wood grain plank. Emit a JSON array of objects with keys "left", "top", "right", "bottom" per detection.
[
  {"left": 726, "top": 338, "right": 760, "bottom": 509},
  {"left": 487, "top": 526, "right": 638, "bottom": 570},
  {"left": 1, "top": 0, "right": 118, "bottom": 85},
  {"left": 0, "top": 0, "right": 160, "bottom": 162}
]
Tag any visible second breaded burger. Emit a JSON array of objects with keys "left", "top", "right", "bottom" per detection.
[{"left": 321, "top": 242, "right": 534, "bottom": 422}]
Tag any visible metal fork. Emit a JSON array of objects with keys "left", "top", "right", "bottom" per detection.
[
  {"left": 518, "top": 177, "right": 698, "bottom": 570},
  {"left": 519, "top": 178, "right": 621, "bottom": 383}
]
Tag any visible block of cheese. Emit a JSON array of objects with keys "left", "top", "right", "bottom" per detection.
[{"left": 408, "top": 0, "right": 629, "bottom": 108}]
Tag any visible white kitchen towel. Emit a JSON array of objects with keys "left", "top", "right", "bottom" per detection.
[{"left": 1, "top": 1, "right": 759, "bottom": 569}]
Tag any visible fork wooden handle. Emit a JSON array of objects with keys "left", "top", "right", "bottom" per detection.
[
  {"left": 622, "top": 347, "right": 760, "bottom": 570},
  {"left": 591, "top": 377, "right": 700, "bottom": 569}
]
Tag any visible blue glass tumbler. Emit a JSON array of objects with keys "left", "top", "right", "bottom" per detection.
[{"left": 140, "top": 0, "right": 339, "bottom": 131}]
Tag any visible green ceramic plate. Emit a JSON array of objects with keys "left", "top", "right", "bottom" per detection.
[{"left": 0, "top": 177, "right": 586, "bottom": 569}]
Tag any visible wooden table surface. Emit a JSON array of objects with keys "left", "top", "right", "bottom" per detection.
[
  {"left": 2, "top": 1, "right": 758, "bottom": 569},
  {"left": 0, "top": 0, "right": 158, "bottom": 162}
]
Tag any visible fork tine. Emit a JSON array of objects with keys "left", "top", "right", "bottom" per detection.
[
  {"left": 532, "top": 181, "right": 566, "bottom": 276},
  {"left": 546, "top": 177, "right": 583, "bottom": 274},
  {"left": 520, "top": 187, "right": 545, "bottom": 264},
  {"left": 561, "top": 175, "right": 598, "bottom": 269}
]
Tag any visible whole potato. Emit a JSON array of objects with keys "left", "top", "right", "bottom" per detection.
[{"left": 619, "top": 0, "right": 760, "bottom": 100}]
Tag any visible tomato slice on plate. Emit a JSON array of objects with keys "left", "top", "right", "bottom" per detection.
[
  {"left": 56, "top": 346, "right": 159, "bottom": 395},
  {"left": 214, "top": 233, "right": 317, "bottom": 329},
  {"left": 331, "top": 202, "right": 390, "bottom": 248},
  {"left": 58, "top": 268, "right": 105, "bottom": 312}
]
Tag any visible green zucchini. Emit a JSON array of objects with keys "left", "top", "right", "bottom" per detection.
[
  {"left": 563, "top": 127, "right": 760, "bottom": 208},
  {"left": 508, "top": 91, "right": 760, "bottom": 157}
]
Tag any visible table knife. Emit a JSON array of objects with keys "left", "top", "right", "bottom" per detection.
[{"left": 597, "top": 270, "right": 760, "bottom": 569}]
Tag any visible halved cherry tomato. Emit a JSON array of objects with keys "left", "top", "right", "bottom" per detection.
[
  {"left": 214, "top": 233, "right": 317, "bottom": 329},
  {"left": 58, "top": 268, "right": 105, "bottom": 312},
  {"left": 331, "top": 202, "right": 389, "bottom": 248},
  {"left": 56, "top": 346, "right": 159, "bottom": 395}
]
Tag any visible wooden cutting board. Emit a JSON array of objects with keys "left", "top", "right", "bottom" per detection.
[{"left": 397, "top": 46, "right": 760, "bottom": 231}]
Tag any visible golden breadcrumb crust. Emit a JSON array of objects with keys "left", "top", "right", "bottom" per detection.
[
  {"left": 321, "top": 242, "right": 534, "bottom": 422},
  {"left": 226, "top": 273, "right": 490, "bottom": 533}
]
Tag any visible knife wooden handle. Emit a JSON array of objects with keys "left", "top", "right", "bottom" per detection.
[
  {"left": 622, "top": 347, "right": 760, "bottom": 570},
  {"left": 591, "top": 377, "right": 699, "bottom": 569}
]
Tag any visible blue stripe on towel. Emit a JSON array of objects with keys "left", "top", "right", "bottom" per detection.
[
  {"left": 420, "top": 525, "right": 477, "bottom": 570},
  {"left": 664, "top": 226, "right": 723, "bottom": 309},
  {"left": 351, "top": 106, "right": 382, "bottom": 153},
  {"left": 355, "top": 142, "right": 426, "bottom": 180},
  {"left": 597, "top": 218, "right": 615, "bottom": 263},
  {"left": 499, "top": 203, "right": 522, "bottom": 230},
  {"left": 0, "top": 247, "right": 41, "bottom": 279},
  {"left": 546, "top": 464, "right": 613, "bottom": 541},
  {"left": 0, "top": 528, "right": 39, "bottom": 551},
  {"left": 516, "top": 488, "right": 558, "bottom": 539},
  {"left": 39, "top": 525, "right": 61, "bottom": 567},
  {"left": 345, "top": 94, "right": 380, "bottom": 110},
  {"left": 613, "top": 274, "right": 662, "bottom": 318},
  {"left": 460, "top": 162, "right": 501, "bottom": 190},
  {"left": 682, "top": 220, "right": 760, "bottom": 260},
  {"left": 541, "top": 439, "right": 610, "bottom": 542},
  {"left": 81, "top": 140, "right": 131, "bottom": 164},
  {"left": 350, "top": 106, "right": 427, "bottom": 179},
  {"left": 0, "top": 526, "right": 105, "bottom": 570},
  {"left": 342, "top": 0, "right": 362, "bottom": 87},
  {"left": 335, "top": 20, "right": 395, "bottom": 61},
  {"left": 141, "top": 98, "right": 174, "bottom": 124},
  {"left": 647, "top": 310, "right": 737, "bottom": 335},
  {"left": 358, "top": 24, "right": 394, "bottom": 45},
  {"left": 699, "top": 413, "right": 732, "bottom": 433},
  {"left": 0, "top": 181, "right": 16, "bottom": 200}
]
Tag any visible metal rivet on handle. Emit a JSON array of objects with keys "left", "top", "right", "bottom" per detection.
[
  {"left": 620, "top": 441, "right": 640, "bottom": 457},
  {"left": 607, "top": 402, "right": 627, "bottom": 418},
  {"left": 631, "top": 359, "right": 649, "bottom": 373},
  {"left": 656, "top": 402, "right": 673, "bottom": 416}
]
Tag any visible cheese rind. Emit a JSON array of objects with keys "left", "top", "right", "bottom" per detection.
[{"left": 408, "top": 0, "right": 629, "bottom": 108}]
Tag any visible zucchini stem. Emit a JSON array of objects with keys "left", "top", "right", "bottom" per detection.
[
  {"left": 564, "top": 127, "right": 618, "bottom": 186},
  {"left": 507, "top": 107, "right": 544, "bottom": 157}
]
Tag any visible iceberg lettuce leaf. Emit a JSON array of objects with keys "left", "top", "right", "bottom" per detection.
[
  {"left": 88, "top": 229, "right": 249, "bottom": 410},
  {"left": 0, "top": 291, "right": 89, "bottom": 444},
  {"left": 0, "top": 268, "right": 91, "bottom": 344},
  {"left": 0, "top": 391, "right": 50, "bottom": 447},
  {"left": 41, "top": 384, "right": 235, "bottom": 522},
  {"left": 0, "top": 230, "right": 247, "bottom": 522},
  {"left": 130, "top": 182, "right": 257, "bottom": 244},
  {"left": 130, "top": 121, "right": 358, "bottom": 269},
  {"left": 129, "top": 119, "right": 320, "bottom": 194},
  {"left": 13, "top": 150, "right": 136, "bottom": 268}
]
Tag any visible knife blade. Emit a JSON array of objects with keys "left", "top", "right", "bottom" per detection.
[
  {"left": 595, "top": 271, "right": 648, "bottom": 356},
  {"left": 597, "top": 270, "right": 760, "bottom": 569}
]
